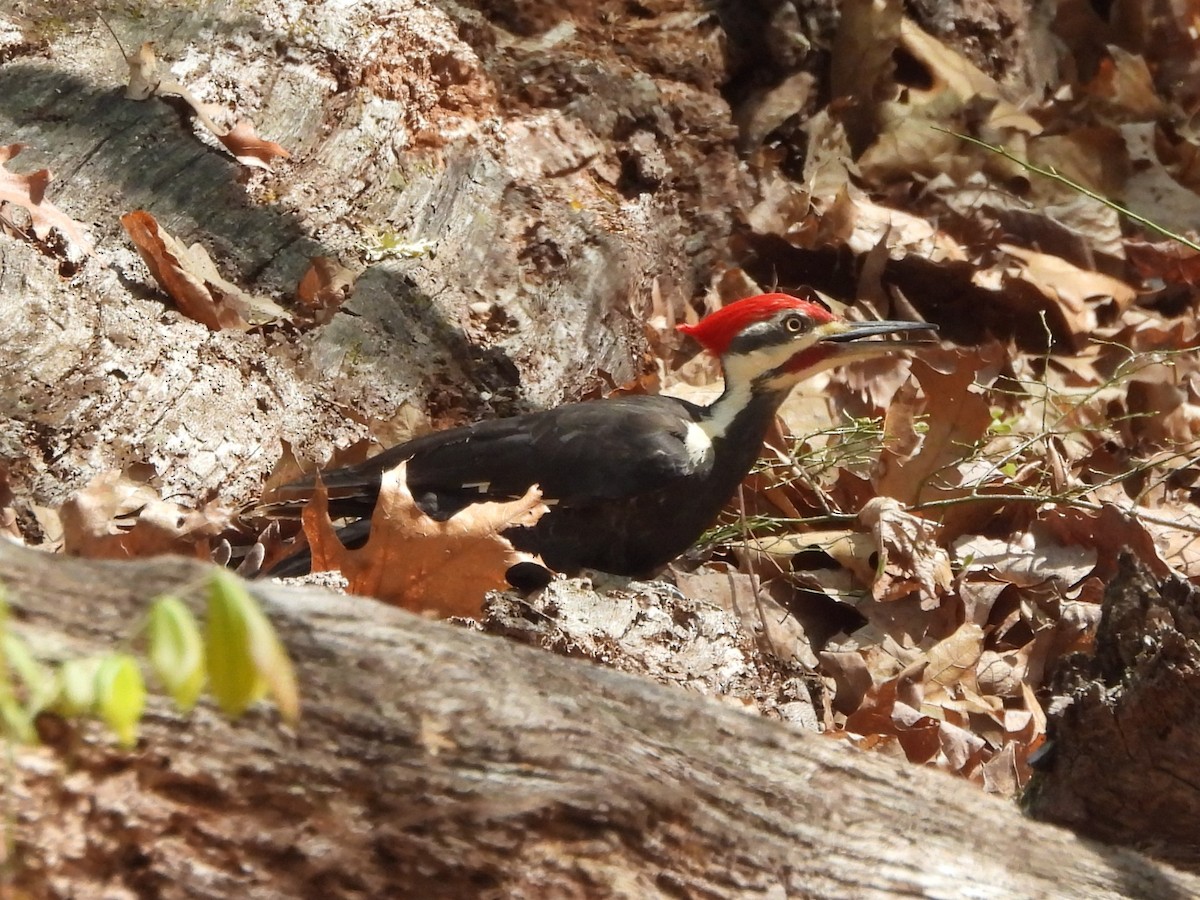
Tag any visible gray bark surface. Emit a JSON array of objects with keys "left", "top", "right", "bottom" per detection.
[
  {"left": 1029, "top": 555, "right": 1200, "bottom": 872},
  {"left": 3, "top": 540, "right": 1197, "bottom": 899},
  {"left": 1, "top": 0, "right": 743, "bottom": 513}
]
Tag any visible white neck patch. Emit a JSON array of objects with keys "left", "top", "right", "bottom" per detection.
[
  {"left": 698, "top": 379, "right": 751, "bottom": 441},
  {"left": 683, "top": 420, "right": 715, "bottom": 466},
  {"left": 699, "top": 339, "right": 815, "bottom": 440}
]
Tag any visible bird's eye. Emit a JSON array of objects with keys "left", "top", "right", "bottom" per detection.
[{"left": 784, "top": 315, "right": 808, "bottom": 334}]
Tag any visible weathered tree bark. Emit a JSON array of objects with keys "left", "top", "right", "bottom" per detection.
[
  {"left": 2, "top": 540, "right": 1196, "bottom": 899},
  {"left": 0, "top": 0, "right": 746, "bottom": 514},
  {"left": 1028, "top": 554, "right": 1200, "bottom": 872}
]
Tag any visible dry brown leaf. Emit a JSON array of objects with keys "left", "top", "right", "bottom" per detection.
[
  {"left": 979, "top": 741, "right": 1022, "bottom": 795},
  {"left": 858, "top": 496, "right": 952, "bottom": 608},
  {"left": 674, "top": 568, "right": 821, "bottom": 670},
  {"left": 970, "top": 162, "right": 1127, "bottom": 262},
  {"left": 975, "top": 649, "right": 1026, "bottom": 698},
  {"left": 748, "top": 529, "right": 878, "bottom": 587},
  {"left": 121, "top": 210, "right": 289, "bottom": 330},
  {"left": 124, "top": 41, "right": 167, "bottom": 100},
  {"left": 841, "top": 590, "right": 959, "bottom": 655},
  {"left": 739, "top": 465, "right": 812, "bottom": 522},
  {"left": 0, "top": 143, "right": 94, "bottom": 258},
  {"left": 960, "top": 580, "right": 1009, "bottom": 628},
  {"left": 1125, "top": 376, "right": 1200, "bottom": 445},
  {"left": 1027, "top": 127, "right": 1130, "bottom": 208},
  {"left": 121, "top": 42, "right": 290, "bottom": 171},
  {"left": 897, "top": 19, "right": 1042, "bottom": 135},
  {"left": 831, "top": 353, "right": 918, "bottom": 417},
  {"left": 257, "top": 440, "right": 314, "bottom": 504},
  {"left": 705, "top": 267, "right": 763, "bottom": 309},
  {"left": 829, "top": 0, "right": 903, "bottom": 150},
  {"left": 923, "top": 622, "right": 984, "bottom": 689},
  {"left": 219, "top": 119, "right": 291, "bottom": 171},
  {"left": 799, "top": 110, "right": 855, "bottom": 211},
  {"left": 0, "top": 466, "right": 20, "bottom": 542},
  {"left": 1122, "top": 122, "right": 1200, "bottom": 234},
  {"left": 295, "top": 256, "right": 356, "bottom": 323},
  {"left": 59, "top": 470, "right": 232, "bottom": 560},
  {"left": 843, "top": 658, "right": 927, "bottom": 737},
  {"left": 1020, "top": 681, "right": 1048, "bottom": 738},
  {"left": 30, "top": 504, "right": 63, "bottom": 551},
  {"left": 953, "top": 524, "right": 1097, "bottom": 589},
  {"left": 1083, "top": 45, "right": 1165, "bottom": 121},
  {"left": 877, "top": 372, "right": 922, "bottom": 459},
  {"left": 1103, "top": 309, "right": 1200, "bottom": 356},
  {"left": 303, "top": 463, "right": 548, "bottom": 617},
  {"left": 1131, "top": 501, "right": 1200, "bottom": 576},
  {"left": 858, "top": 100, "right": 965, "bottom": 185},
  {"left": 836, "top": 658, "right": 978, "bottom": 767},
  {"left": 1126, "top": 239, "right": 1200, "bottom": 286},
  {"left": 819, "top": 649, "right": 874, "bottom": 715},
  {"left": 736, "top": 71, "right": 817, "bottom": 149},
  {"left": 123, "top": 41, "right": 220, "bottom": 118},
  {"left": 745, "top": 163, "right": 816, "bottom": 247},
  {"left": 937, "top": 719, "right": 987, "bottom": 773},
  {"left": 810, "top": 183, "right": 969, "bottom": 262},
  {"left": 892, "top": 706, "right": 941, "bottom": 764},
  {"left": 854, "top": 17, "right": 1040, "bottom": 186},
  {"left": 969, "top": 249, "right": 1131, "bottom": 352},
  {"left": 1039, "top": 503, "right": 1173, "bottom": 580},
  {"left": 1148, "top": 121, "right": 1200, "bottom": 191},
  {"left": 997, "top": 243, "right": 1136, "bottom": 339},
  {"left": 873, "top": 352, "right": 993, "bottom": 505},
  {"left": 1040, "top": 192, "right": 1127, "bottom": 260},
  {"left": 929, "top": 681, "right": 1004, "bottom": 722}
]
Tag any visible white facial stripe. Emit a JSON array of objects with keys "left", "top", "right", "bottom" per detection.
[
  {"left": 700, "top": 345, "right": 801, "bottom": 441},
  {"left": 700, "top": 324, "right": 835, "bottom": 440},
  {"left": 727, "top": 340, "right": 806, "bottom": 380}
]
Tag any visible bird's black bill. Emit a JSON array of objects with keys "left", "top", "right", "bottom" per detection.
[{"left": 821, "top": 320, "right": 939, "bottom": 342}]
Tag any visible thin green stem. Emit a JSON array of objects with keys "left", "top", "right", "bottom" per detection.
[{"left": 935, "top": 127, "right": 1200, "bottom": 252}]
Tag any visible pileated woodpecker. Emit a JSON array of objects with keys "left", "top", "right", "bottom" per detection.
[{"left": 266, "top": 290, "right": 935, "bottom": 578}]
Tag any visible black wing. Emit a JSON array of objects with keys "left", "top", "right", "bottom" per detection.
[{"left": 271, "top": 395, "right": 711, "bottom": 519}]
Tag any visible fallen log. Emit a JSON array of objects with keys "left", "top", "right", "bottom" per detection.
[{"left": 2, "top": 540, "right": 1194, "bottom": 898}]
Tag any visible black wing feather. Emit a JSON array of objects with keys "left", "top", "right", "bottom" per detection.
[{"left": 273, "top": 395, "right": 709, "bottom": 518}]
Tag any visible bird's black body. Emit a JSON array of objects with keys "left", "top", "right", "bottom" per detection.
[
  {"left": 264, "top": 291, "right": 935, "bottom": 580},
  {"left": 269, "top": 391, "right": 783, "bottom": 577}
]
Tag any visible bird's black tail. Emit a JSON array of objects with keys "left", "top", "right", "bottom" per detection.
[{"left": 264, "top": 518, "right": 373, "bottom": 577}]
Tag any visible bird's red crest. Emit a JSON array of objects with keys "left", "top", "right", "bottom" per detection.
[{"left": 677, "top": 291, "right": 836, "bottom": 356}]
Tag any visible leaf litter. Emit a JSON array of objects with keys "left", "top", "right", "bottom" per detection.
[{"left": 8, "top": 1, "right": 1200, "bottom": 797}]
